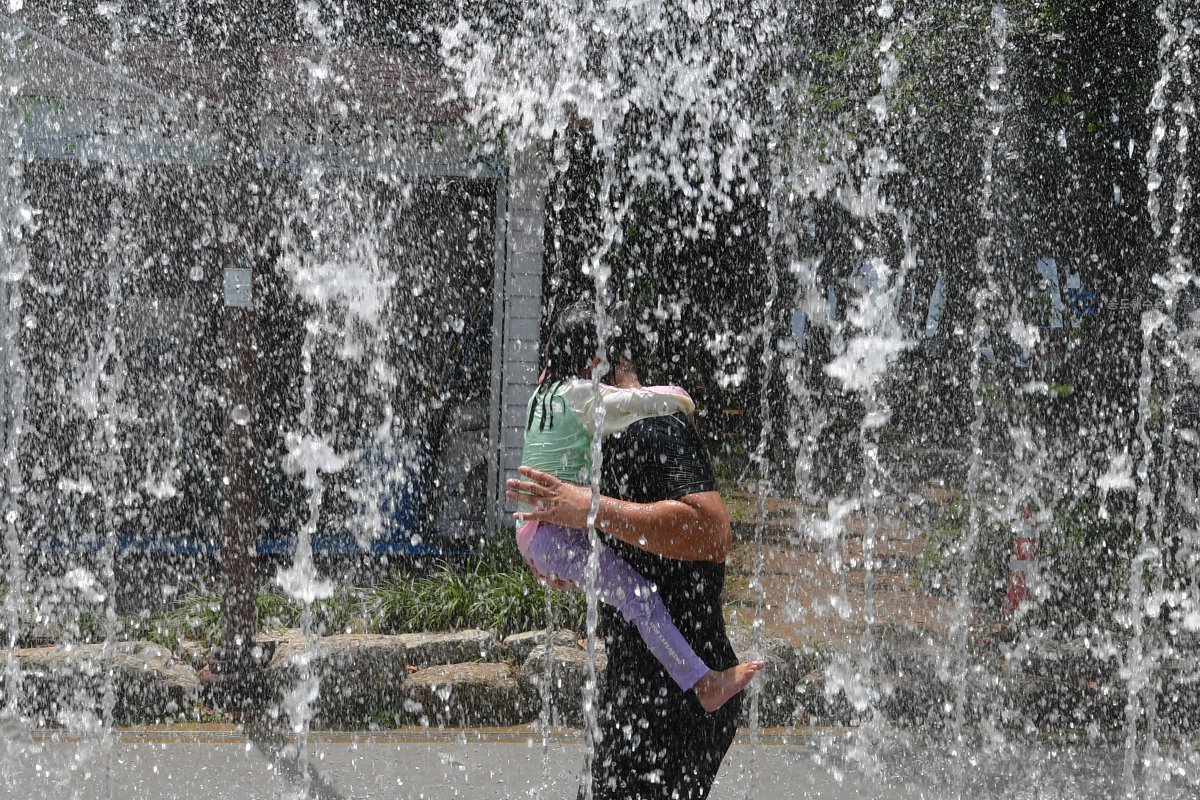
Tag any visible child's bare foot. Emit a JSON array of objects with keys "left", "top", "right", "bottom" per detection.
[{"left": 693, "top": 661, "right": 766, "bottom": 713}]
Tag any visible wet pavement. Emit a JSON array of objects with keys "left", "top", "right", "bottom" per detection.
[{"left": 2, "top": 726, "right": 1197, "bottom": 799}]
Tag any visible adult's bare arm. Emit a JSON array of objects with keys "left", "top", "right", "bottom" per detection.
[
  {"left": 505, "top": 466, "right": 731, "bottom": 563},
  {"left": 595, "top": 489, "right": 731, "bottom": 562}
]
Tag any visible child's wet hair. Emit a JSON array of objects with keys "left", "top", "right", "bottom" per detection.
[
  {"left": 527, "top": 298, "right": 638, "bottom": 433},
  {"left": 528, "top": 300, "right": 592, "bottom": 433},
  {"left": 543, "top": 299, "right": 599, "bottom": 382}
]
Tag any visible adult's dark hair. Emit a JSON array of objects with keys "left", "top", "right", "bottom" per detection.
[
  {"left": 542, "top": 298, "right": 640, "bottom": 377},
  {"left": 607, "top": 299, "right": 640, "bottom": 367}
]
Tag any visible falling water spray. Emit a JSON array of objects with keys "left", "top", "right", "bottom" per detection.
[
  {"left": 742, "top": 183, "right": 781, "bottom": 797},
  {"left": 859, "top": 1, "right": 900, "bottom": 759},
  {"left": 1125, "top": 302, "right": 1167, "bottom": 798},
  {"left": 90, "top": 6, "right": 136, "bottom": 795},
  {"left": 824, "top": 0, "right": 916, "bottom": 775},
  {"left": 1124, "top": 4, "right": 1195, "bottom": 795},
  {"left": 1171, "top": 15, "right": 1200, "bottom": 777},
  {"left": 0, "top": 11, "right": 30, "bottom": 745},
  {"left": 533, "top": 582, "right": 557, "bottom": 800},
  {"left": 270, "top": 4, "right": 351, "bottom": 794},
  {"left": 950, "top": 8, "right": 1010, "bottom": 795},
  {"left": 580, "top": 163, "right": 627, "bottom": 800},
  {"left": 1146, "top": 2, "right": 1180, "bottom": 238}
]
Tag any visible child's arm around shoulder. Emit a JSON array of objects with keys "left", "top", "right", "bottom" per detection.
[{"left": 559, "top": 379, "right": 695, "bottom": 435}]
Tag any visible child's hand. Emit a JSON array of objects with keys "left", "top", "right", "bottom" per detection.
[{"left": 506, "top": 466, "right": 592, "bottom": 530}]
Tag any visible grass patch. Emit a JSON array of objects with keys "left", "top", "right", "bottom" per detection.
[
  {"left": 128, "top": 534, "right": 585, "bottom": 650},
  {"left": 134, "top": 581, "right": 391, "bottom": 649}
]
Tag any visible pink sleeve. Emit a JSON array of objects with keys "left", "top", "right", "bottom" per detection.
[{"left": 644, "top": 385, "right": 694, "bottom": 403}]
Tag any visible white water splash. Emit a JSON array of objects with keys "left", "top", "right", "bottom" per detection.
[
  {"left": 825, "top": 335, "right": 908, "bottom": 392},
  {"left": 284, "top": 243, "right": 396, "bottom": 330},
  {"left": 282, "top": 432, "right": 348, "bottom": 478},
  {"left": 1098, "top": 452, "right": 1136, "bottom": 492},
  {"left": 63, "top": 568, "right": 106, "bottom": 604}
]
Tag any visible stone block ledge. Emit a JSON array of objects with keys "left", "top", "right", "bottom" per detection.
[{"left": 4, "top": 627, "right": 1187, "bottom": 735}]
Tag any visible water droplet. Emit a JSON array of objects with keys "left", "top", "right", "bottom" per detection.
[
  {"left": 231, "top": 404, "right": 251, "bottom": 425},
  {"left": 189, "top": 265, "right": 204, "bottom": 281}
]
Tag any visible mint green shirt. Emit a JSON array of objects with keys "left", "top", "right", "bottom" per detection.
[
  {"left": 522, "top": 386, "right": 594, "bottom": 485},
  {"left": 519, "top": 380, "right": 696, "bottom": 499}
]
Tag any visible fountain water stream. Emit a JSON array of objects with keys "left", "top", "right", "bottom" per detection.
[
  {"left": 271, "top": 11, "right": 342, "bottom": 785},
  {"left": 92, "top": 14, "right": 140, "bottom": 800},
  {"left": 950, "top": 8, "right": 1010, "bottom": 797},
  {"left": 1, "top": 6, "right": 31, "bottom": 748},
  {"left": 741, "top": 183, "right": 781, "bottom": 797},
  {"left": 1, "top": 2, "right": 1199, "bottom": 798},
  {"left": 1123, "top": 4, "right": 1197, "bottom": 795}
]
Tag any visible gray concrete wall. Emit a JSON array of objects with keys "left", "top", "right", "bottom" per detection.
[{"left": 489, "top": 149, "right": 548, "bottom": 529}]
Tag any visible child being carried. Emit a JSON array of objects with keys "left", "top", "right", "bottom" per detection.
[{"left": 517, "top": 377, "right": 764, "bottom": 713}]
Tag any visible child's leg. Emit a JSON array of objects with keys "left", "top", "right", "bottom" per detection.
[
  {"left": 517, "top": 521, "right": 586, "bottom": 587},
  {"left": 594, "top": 545, "right": 711, "bottom": 691},
  {"left": 519, "top": 523, "right": 709, "bottom": 691}
]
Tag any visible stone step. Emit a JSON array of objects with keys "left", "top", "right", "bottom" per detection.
[
  {"left": 403, "top": 662, "right": 535, "bottom": 728},
  {"left": 8, "top": 640, "right": 199, "bottom": 725},
  {"left": 519, "top": 641, "right": 607, "bottom": 727},
  {"left": 503, "top": 629, "right": 580, "bottom": 664}
]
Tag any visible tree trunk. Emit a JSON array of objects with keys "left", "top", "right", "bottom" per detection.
[{"left": 211, "top": 0, "right": 266, "bottom": 685}]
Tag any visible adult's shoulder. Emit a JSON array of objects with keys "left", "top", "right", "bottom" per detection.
[{"left": 603, "top": 413, "right": 716, "bottom": 502}]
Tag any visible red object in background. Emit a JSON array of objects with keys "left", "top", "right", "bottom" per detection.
[{"left": 1005, "top": 509, "right": 1039, "bottom": 614}]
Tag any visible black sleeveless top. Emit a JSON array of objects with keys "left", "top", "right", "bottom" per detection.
[{"left": 590, "top": 413, "right": 739, "bottom": 799}]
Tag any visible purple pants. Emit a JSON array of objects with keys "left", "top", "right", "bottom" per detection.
[{"left": 517, "top": 521, "right": 710, "bottom": 691}]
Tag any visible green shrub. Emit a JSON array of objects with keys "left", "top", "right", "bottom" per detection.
[
  {"left": 1031, "top": 493, "right": 1138, "bottom": 633},
  {"left": 137, "top": 533, "right": 586, "bottom": 649},
  {"left": 142, "top": 587, "right": 224, "bottom": 647},
  {"left": 373, "top": 534, "right": 585, "bottom": 637},
  {"left": 914, "top": 493, "right": 1012, "bottom": 609},
  {"left": 134, "top": 582, "right": 375, "bottom": 649}
]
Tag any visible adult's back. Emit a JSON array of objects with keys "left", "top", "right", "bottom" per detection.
[{"left": 591, "top": 412, "right": 739, "bottom": 800}]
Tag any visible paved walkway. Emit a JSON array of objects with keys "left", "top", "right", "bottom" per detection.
[{"left": 2, "top": 726, "right": 1196, "bottom": 799}]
